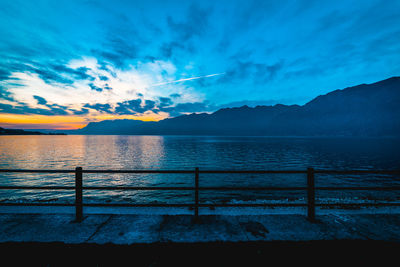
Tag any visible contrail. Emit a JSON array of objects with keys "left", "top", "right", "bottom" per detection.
[{"left": 149, "top": 72, "right": 225, "bottom": 87}]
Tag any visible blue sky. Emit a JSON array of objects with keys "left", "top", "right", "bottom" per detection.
[{"left": 0, "top": 0, "right": 400, "bottom": 129}]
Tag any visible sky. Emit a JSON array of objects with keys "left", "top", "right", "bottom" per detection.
[{"left": 0, "top": 0, "right": 399, "bottom": 130}]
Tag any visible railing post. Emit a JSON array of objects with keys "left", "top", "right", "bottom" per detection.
[
  {"left": 194, "top": 167, "right": 199, "bottom": 220},
  {"left": 75, "top": 167, "right": 83, "bottom": 222},
  {"left": 307, "top": 167, "right": 316, "bottom": 222}
]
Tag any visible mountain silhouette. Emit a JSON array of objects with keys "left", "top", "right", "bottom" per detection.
[
  {"left": 0, "top": 127, "right": 66, "bottom": 135},
  {"left": 77, "top": 77, "right": 400, "bottom": 136}
]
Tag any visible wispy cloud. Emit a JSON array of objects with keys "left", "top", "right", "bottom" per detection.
[{"left": 149, "top": 72, "right": 225, "bottom": 87}]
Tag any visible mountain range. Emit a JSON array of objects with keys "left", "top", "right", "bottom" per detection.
[
  {"left": 0, "top": 127, "right": 66, "bottom": 135},
  {"left": 76, "top": 77, "right": 400, "bottom": 136}
]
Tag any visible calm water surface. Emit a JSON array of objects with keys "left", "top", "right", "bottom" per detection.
[{"left": 0, "top": 135, "right": 399, "bottom": 205}]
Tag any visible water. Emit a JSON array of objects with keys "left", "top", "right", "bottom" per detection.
[{"left": 0, "top": 135, "right": 399, "bottom": 205}]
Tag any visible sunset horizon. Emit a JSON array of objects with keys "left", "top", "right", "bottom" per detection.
[
  {"left": 1, "top": 0, "right": 400, "bottom": 130},
  {"left": 1, "top": 75, "right": 399, "bottom": 131}
]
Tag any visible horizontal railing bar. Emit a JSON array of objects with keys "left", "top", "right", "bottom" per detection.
[
  {"left": 198, "top": 203, "right": 307, "bottom": 207},
  {"left": 314, "top": 170, "right": 400, "bottom": 174},
  {"left": 0, "top": 203, "right": 194, "bottom": 207},
  {"left": 1, "top": 186, "right": 399, "bottom": 191},
  {"left": 198, "top": 170, "right": 306, "bottom": 174},
  {"left": 82, "top": 170, "right": 195, "bottom": 174},
  {"left": 2, "top": 169, "right": 400, "bottom": 174},
  {"left": 1, "top": 202, "right": 399, "bottom": 207},
  {"left": 0, "top": 186, "right": 196, "bottom": 191},
  {"left": 0, "top": 169, "right": 194, "bottom": 174},
  {"left": 83, "top": 203, "right": 193, "bottom": 207},
  {"left": 82, "top": 203, "right": 308, "bottom": 207},
  {"left": 0, "top": 169, "right": 75, "bottom": 173},
  {"left": 0, "top": 169, "right": 305, "bottom": 174},
  {"left": 316, "top": 203, "right": 400, "bottom": 207},
  {"left": 0, "top": 203, "right": 75, "bottom": 207},
  {"left": 0, "top": 186, "right": 75, "bottom": 190},
  {"left": 315, "top": 186, "right": 400, "bottom": 191},
  {"left": 82, "top": 170, "right": 307, "bottom": 174},
  {"left": 197, "top": 187, "right": 307, "bottom": 191},
  {"left": 82, "top": 186, "right": 195, "bottom": 190},
  {"left": 82, "top": 186, "right": 307, "bottom": 191},
  {"left": 0, "top": 169, "right": 399, "bottom": 174}
]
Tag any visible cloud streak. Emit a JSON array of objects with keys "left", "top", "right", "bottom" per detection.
[
  {"left": 149, "top": 72, "right": 225, "bottom": 87},
  {"left": 1, "top": 0, "right": 400, "bottom": 129}
]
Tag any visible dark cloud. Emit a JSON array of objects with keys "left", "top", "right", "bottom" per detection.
[
  {"left": 0, "top": 86, "right": 14, "bottom": 101},
  {"left": 167, "top": 4, "right": 211, "bottom": 42},
  {"left": 33, "top": 95, "right": 47, "bottom": 105},
  {"left": 99, "top": 75, "right": 109, "bottom": 81},
  {"left": 0, "top": 68, "right": 10, "bottom": 81},
  {"left": 50, "top": 65, "right": 94, "bottom": 81},
  {"left": 44, "top": 103, "right": 69, "bottom": 115},
  {"left": 81, "top": 97, "right": 217, "bottom": 117},
  {"left": 95, "top": 48, "right": 136, "bottom": 68},
  {"left": 254, "top": 62, "right": 284, "bottom": 83},
  {"left": 91, "top": 32, "right": 139, "bottom": 68},
  {"left": 142, "top": 55, "right": 157, "bottom": 63},
  {"left": 169, "top": 93, "right": 181, "bottom": 98},
  {"left": 92, "top": 13, "right": 143, "bottom": 68},
  {"left": 158, "top": 97, "right": 173, "bottom": 108},
  {"left": 0, "top": 101, "right": 69, "bottom": 116},
  {"left": 159, "top": 101, "right": 215, "bottom": 117},
  {"left": 219, "top": 60, "right": 284, "bottom": 84},
  {"left": 83, "top": 103, "right": 113, "bottom": 113},
  {"left": 88, "top": 82, "right": 113, "bottom": 92},
  {"left": 160, "top": 4, "right": 211, "bottom": 59},
  {"left": 160, "top": 42, "right": 187, "bottom": 59},
  {"left": 2, "top": 61, "right": 95, "bottom": 85},
  {"left": 0, "top": 103, "right": 35, "bottom": 115},
  {"left": 144, "top": 100, "right": 156, "bottom": 110},
  {"left": 111, "top": 97, "right": 217, "bottom": 117},
  {"left": 33, "top": 67, "right": 74, "bottom": 85},
  {"left": 97, "top": 62, "right": 118, "bottom": 78},
  {"left": 71, "top": 108, "right": 89, "bottom": 115},
  {"left": 88, "top": 83, "right": 103, "bottom": 92},
  {"left": 115, "top": 99, "right": 141, "bottom": 114},
  {"left": 173, "top": 102, "right": 212, "bottom": 113},
  {"left": 103, "top": 84, "right": 112, "bottom": 90},
  {"left": 0, "top": 53, "right": 96, "bottom": 83},
  {"left": 107, "top": 98, "right": 161, "bottom": 115}
]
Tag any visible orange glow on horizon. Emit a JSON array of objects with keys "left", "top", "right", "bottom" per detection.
[{"left": 0, "top": 112, "right": 169, "bottom": 130}]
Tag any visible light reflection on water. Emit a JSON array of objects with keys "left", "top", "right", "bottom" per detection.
[{"left": 0, "top": 135, "right": 399, "bottom": 204}]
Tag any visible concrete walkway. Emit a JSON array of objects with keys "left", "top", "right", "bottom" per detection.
[{"left": 0, "top": 212, "right": 399, "bottom": 244}]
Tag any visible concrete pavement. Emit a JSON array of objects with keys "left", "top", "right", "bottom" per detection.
[{"left": 0, "top": 213, "right": 399, "bottom": 244}]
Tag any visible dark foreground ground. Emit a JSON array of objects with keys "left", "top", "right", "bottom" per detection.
[
  {"left": 0, "top": 211, "right": 399, "bottom": 265},
  {"left": 1, "top": 240, "right": 399, "bottom": 266}
]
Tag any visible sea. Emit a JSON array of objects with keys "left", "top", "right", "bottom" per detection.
[{"left": 0, "top": 135, "right": 399, "bottom": 206}]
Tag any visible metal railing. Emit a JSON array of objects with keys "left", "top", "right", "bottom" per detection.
[{"left": 0, "top": 168, "right": 399, "bottom": 222}]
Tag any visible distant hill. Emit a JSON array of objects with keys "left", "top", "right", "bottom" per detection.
[
  {"left": 0, "top": 127, "right": 66, "bottom": 135},
  {"left": 77, "top": 77, "right": 400, "bottom": 136}
]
